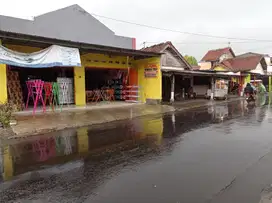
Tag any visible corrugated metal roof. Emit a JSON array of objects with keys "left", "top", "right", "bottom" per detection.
[
  {"left": 0, "top": 4, "right": 133, "bottom": 49},
  {"left": 0, "top": 31, "right": 161, "bottom": 58}
]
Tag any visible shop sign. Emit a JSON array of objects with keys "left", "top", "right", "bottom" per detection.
[
  {"left": 0, "top": 45, "right": 81, "bottom": 68},
  {"left": 144, "top": 64, "right": 158, "bottom": 78}
]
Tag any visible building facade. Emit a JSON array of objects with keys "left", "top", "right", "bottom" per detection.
[{"left": 0, "top": 5, "right": 162, "bottom": 107}]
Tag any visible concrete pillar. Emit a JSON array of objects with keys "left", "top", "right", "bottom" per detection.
[
  {"left": 74, "top": 66, "right": 86, "bottom": 106},
  {"left": 0, "top": 64, "right": 7, "bottom": 103},
  {"left": 0, "top": 39, "right": 7, "bottom": 104},
  {"left": 170, "top": 74, "right": 175, "bottom": 102},
  {"left": 269, "top": 76, "right": 272, "bottom": 92},
  {"left": 210, "top": 77, "right": 214, "bottom": 100}
]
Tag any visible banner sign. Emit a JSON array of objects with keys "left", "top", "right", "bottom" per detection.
[
  {"left": 144, "top": 64, "right": 158, "bottom": 78},
  {"left": 0, "top": 45, "right": 81, "bottom": 68}
]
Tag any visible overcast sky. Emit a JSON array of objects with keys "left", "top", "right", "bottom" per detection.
[{"left": 1, "top": 0, "right": 272, "bottom": 60}]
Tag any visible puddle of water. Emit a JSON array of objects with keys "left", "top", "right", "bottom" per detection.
[
  {"left": 1, "top": 99, "right": 272, "bottom": 203},
  {"left": 0, "top": 100, "right": 252, "bottom": 183}
]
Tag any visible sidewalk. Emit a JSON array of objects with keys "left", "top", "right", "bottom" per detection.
[
  {"left": 8, "top": 104, "right": 175, "bottom": 138},
  {"left": 1, "top": 97, "right": 244, "bottom": 139}
]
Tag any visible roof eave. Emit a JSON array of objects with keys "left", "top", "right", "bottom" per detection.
[{"left": 0, "top": 31, "right": 161, "bottom": 57}]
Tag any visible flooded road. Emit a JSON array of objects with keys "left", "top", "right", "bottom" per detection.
[{"left": 1, "top": 98, "right": 272, "bottom": 203}]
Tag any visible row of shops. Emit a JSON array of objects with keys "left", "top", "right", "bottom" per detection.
[
  {"left": 151, "top": 43, "right": 272, "bottom": 103},
  {"left": 0, "top": 5, "right": 271, "bottom": 114},
  {"left": 0, "top": 38, "right": 271, "bottom": 113},
  {"left": 0, "top": 35, "right": 162, "bottom": 114},
  {"left": 1, "top": 38, "right": 272, "bottom": 112}
]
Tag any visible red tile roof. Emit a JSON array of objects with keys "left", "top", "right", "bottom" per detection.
[
  {"left": 220, "top": 55, "right": 264, "bottom": 72},
  {"left": 201, "top": 47, "right": 235, "bottom": 62},
  {"left": 141, "top": 41, "right": 172, "bottom": 53}
]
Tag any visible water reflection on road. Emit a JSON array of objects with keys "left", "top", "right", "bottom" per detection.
[{"left": 1, "top": 97, "right": 272, "bottom": 203}]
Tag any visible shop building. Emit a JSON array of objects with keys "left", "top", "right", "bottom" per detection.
[
  {"left": 199, "top": 47, "right": 270, "bottom": 95},
  {"left": 141, "top": 42, "right": 240, "bottom": 102},
  {"left": 141, "top": 42, "right": 193, "bottom": 102},
  {"left": 0, "top": 5, "right": 162, "bottom": 113}
]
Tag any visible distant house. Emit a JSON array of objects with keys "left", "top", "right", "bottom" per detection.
[
  {"left": 141, "top": 41, "right": 192, "bottom": 71},
  {"left": 214, "top": 55, "right": 267, "bottom": 76},
  {"left": 199, "top": 47, "right": 235, "bottom": 70}
]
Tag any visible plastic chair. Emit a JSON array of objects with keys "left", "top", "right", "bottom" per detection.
[
  {"left": 108, "top": 89, "right": 115, "bottom": 101},
  {"left": 52, "top": 82, "right": 60, "bottom": 111},
  {"left": 26, "top": 80, "right": 45, "bottom": 115},
  {"left": 59, "top": 82, "right": 69, "bottom": 110},
  {"left": 92, "top": 89, "right": 102, "bottom": 102},
  {"left": 25, "top": 81, "right": 35, "bottom": 109},
  {"left": 44, "top": 82, "right": 53, "bottom": 109},
  {"left": 86, "top": 90, "right": 94, "bottom": 103}
]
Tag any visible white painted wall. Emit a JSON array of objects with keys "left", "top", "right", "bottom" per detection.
[
  {"left": 198, "top": 61, "right": 212, "bottom": 70},
  {"left": 264, "top": 56, "right": 271, "bottom": 66},
  {"left": 219, "top": 53, "right": 234, "bottom": 62},
  {"left": 249, "top": 63, "right": 265, "bottom": 75}
]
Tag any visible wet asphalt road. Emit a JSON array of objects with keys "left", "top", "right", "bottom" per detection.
[{"left": 1, "top": 98, "right": 272, "bottom": 203}]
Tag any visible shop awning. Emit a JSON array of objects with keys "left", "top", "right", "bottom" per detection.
[
  {"left": 0, "top": 44, "right": 81, "bottom": 68},
  {"left": 161, "top": 67, "right": 243, "bottom": 76}
]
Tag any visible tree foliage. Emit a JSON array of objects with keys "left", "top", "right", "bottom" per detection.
[{"left": 184, "top": 55, "right": 198, "bottom": 65}]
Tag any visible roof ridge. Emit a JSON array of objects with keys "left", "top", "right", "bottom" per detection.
[
  {"left": 142, "top": 42, "right": 167, "bottom": 49},
  {"left": 209, "top": 47, "right": 230, "bottom": 52},
  {"left": 34, "top": 4, "right": 82, "bottom": 18}
]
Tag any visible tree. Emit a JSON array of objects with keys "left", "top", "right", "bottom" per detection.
[{"left": 184, "top": 55, "right": 198, "bottom": 66}]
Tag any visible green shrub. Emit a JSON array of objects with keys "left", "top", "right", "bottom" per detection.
[{"left": 0, "top": 102, "right": 17, "bottom": 128}]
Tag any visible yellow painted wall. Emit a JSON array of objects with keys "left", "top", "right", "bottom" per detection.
[
  {"left": 0, "top": 40, "right": 7, "bottom": 103},
  {"left": 213, "top": 66, "right": 227, "bottom": 71},
  {"left": 3, "top": 145, "right": 14, "bottom": 181},
  {"left": 244, "top": 74, "right": 251, "bottom": 84},
  {"left": 0, "top": 63, "right": 7, "bottom": 103},
  {"left": 134, "top": 57, "right": 162, "bottom": 103},
  {"left": 74, "top": 66, "right": 86, "bottom": 106},
  {"left": 82, "top": 53, "right": 131, "bottom": 69}
]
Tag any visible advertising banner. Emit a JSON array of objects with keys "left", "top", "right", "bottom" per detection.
[{"left": 0, "top": 45, "right": 81, "bottom": 68}]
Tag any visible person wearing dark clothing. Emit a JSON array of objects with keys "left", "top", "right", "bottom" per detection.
[{"left": 244, "top": 83, "right": 254, "bottom": 94}]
